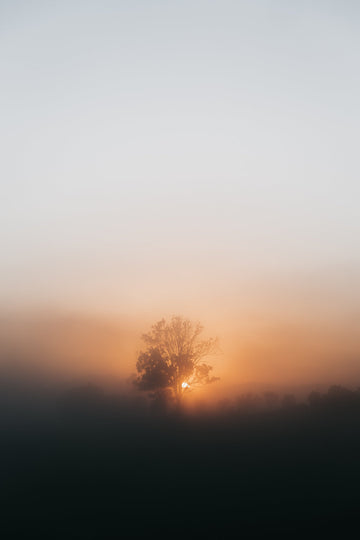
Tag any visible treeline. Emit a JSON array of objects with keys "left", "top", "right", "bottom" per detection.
[
  {"left": 2, "top": 379, "right": 360, "bottom": 421},
  {"left": 217, "top": 384, "right": 360, "bottom": 414},
  {"left": 2, "top": 380, "right": 360, "bottom": 537},
  {"left": 56, "top": 382, "right": 360, "bottom": 419}
]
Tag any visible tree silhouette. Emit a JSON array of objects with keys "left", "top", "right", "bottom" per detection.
[{"left": 134, "top": 316, "right": 219, "bottom": 403}]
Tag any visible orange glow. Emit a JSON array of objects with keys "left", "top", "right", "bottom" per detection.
[{"left": 1, "top": 296, "right": 360, "bottom": 405}]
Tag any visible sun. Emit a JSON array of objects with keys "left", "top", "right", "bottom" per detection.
[{"left": 182, "top": 382, "right": 189, "bottom": 389}]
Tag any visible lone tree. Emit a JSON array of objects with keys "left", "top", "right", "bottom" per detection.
[{"left": 134, "top": 316, "right": 219, "bottom": 404}]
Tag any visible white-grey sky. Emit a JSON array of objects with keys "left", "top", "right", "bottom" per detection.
[{"left": 1, "top": 0, "right": 360, "bottom": 316}]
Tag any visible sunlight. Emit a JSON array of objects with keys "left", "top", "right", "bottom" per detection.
[{"left": 182, "top": 382, "right": 189, "bottom": 389}]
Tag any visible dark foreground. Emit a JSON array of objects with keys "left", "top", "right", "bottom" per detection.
[{"left": 2, "top": 386, "right": 360, "bottom": 538}]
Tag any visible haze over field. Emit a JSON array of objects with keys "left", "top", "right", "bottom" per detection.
[{"left": 1, "top": 1, "right": 360, "bottom": 395}]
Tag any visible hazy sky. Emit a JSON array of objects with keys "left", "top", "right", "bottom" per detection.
[{"left": 1, "top": 1, "right": 360, "bottom": 386}]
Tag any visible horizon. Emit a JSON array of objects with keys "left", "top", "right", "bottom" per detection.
[
  {"left": 1, "top": 1, "right": 360, "bottom": 397},
  {"left": 2, "top": 3, "right": 360, "bottom": 535}
]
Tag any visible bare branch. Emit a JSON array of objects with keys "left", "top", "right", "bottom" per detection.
[{"left": 135, "top": 316, "right": 219, "bottom": 401}]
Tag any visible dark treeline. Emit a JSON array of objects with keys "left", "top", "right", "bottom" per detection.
[{"left": 2, "top": 381, "right": 360, "bottom": 537}]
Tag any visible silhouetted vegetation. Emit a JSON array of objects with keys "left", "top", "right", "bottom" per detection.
[
  {"left": 134, "top": 316, "right": 219, "bottom": 405},
  {"left": 2, "top": 379, "right": 360, "bottom": 537}
]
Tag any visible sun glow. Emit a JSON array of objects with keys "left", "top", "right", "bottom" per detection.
[{"left": 182, "top": 382, "right": 189, "bottom": 389}]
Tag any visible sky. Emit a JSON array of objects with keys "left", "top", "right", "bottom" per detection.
[{"left": 1, "top": 1, "right": 360, "bottom": 390}]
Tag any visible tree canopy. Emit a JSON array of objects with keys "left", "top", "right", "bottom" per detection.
[{"left": 134, "top": 316, "right": 219, "bottom": 402}]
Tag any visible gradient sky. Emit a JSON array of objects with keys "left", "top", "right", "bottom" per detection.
[{"left": 1, "top": 1, "right": 360, "bottom": 388}]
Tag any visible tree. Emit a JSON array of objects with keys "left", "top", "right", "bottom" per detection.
[{"left": 134, "top": 316, "right": 219, "bottom": 403}]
